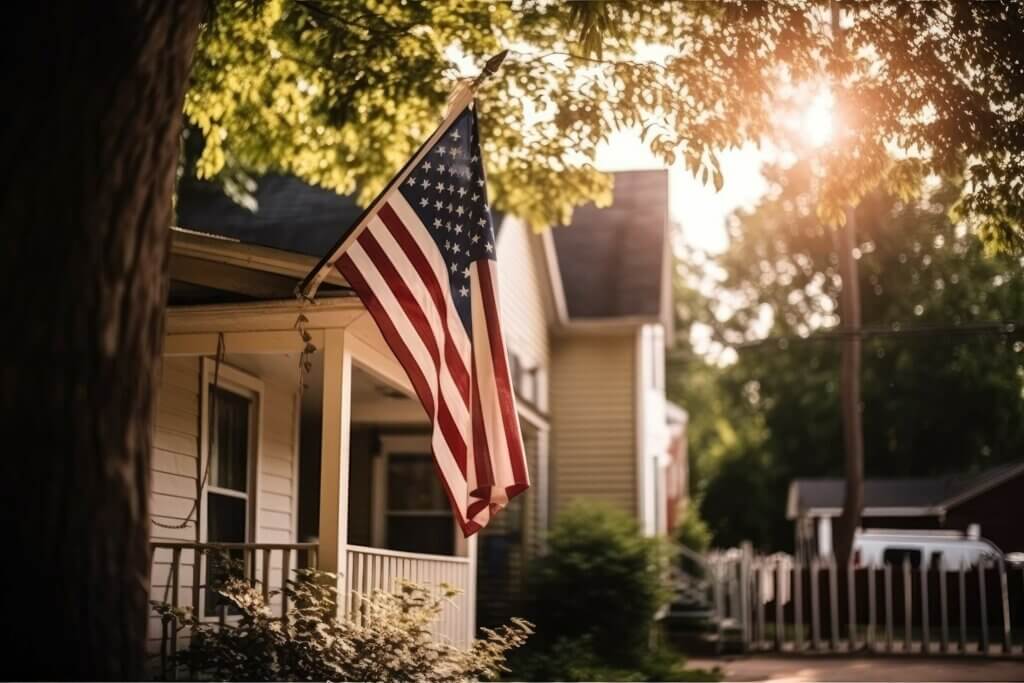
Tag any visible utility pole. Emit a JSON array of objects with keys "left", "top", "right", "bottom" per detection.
[{"left": 830, "top": 0, "right": 865, "bottom": 569}]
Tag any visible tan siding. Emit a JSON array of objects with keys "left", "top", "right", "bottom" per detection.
[{"left": 550, "top": 334, "right": 637, "bottom": 520}]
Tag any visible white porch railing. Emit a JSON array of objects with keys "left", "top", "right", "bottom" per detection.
[{"left": 344, "top": 544, "right": 475, "bottom": 647}]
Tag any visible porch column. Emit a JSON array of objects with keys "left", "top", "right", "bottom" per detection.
[{"left": 318, "top": 328, "right": 352, "bottom": 600}]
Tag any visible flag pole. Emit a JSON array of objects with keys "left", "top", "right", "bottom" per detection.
[{"left": 295, "top": 49, "right": 509, "bottom": 302}]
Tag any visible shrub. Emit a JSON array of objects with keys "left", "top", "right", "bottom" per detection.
[
  {"left": 673, "top": 504, "right": 712, "bottom": 553},
  {"left": 517, "top": 501, "right": 671, "bottom": 670},
  {"left": 152, "top": 568, "right": 531, "bottom": 682}
]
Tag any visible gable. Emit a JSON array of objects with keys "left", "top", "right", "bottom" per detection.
[{"left": 551, "top": 170, "right": 669, "bottom": 321}]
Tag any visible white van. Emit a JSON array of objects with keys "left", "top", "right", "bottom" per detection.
[{"left": 853, "top": 528, "right": 1003, "bottom": 571}]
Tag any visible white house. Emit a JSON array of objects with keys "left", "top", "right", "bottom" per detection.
[{"left": 147, "top": 169, "right": 683, "bottom": 660}]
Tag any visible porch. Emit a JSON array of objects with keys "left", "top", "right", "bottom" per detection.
[{"left": 149, "top": 297, "right": 477, "bottom": 665}]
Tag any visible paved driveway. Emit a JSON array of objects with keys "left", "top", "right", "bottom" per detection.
[{"left": 687, "top": 655, "right": 1024, "bottom": 682}]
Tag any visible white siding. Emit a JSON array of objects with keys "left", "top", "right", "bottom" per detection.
[
  {"left": 147, "top": 357, "right": 300, "bottom": 661},
  {"left": 496, "top": 216, "right": 550, "bottom": 411}
]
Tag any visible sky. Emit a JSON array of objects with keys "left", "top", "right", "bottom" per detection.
[
  {"left": 595, "top": 131, "right": 769, "bottom": 254},
  {"left": 595, "top": 84, "right": 837, "bottom": 254}
]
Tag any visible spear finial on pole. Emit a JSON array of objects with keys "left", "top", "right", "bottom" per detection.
[
  {"left": 473, "top": 49, "right": 509, "bottom": 89},
  {"left": 297, "top": 48, "right": 510, "bottom": 302}
]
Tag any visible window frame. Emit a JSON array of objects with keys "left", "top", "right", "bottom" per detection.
[
  {"left": 371, "top": 435, "right": 463, "bottom": 557},
  {"left": 198, "top": 357, "right": 264, "bottom": 619}
]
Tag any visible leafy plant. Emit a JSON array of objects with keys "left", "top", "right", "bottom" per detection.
[
  {"left": 151, "top": 568, "right": 531, "bottom": 682},
  {"left": 504, "top": 501, "right": 718, "bottom": 681},
  {"left": 673, "top": 505, "right": 712, "bottom": 553}
]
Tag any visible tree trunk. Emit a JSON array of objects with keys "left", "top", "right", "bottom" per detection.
[
  {"left": 834, "top": 206, "right": 864, "bottom": 569},
  {"left": 0, "top": 2, "right": 202, "bottom": 678}
]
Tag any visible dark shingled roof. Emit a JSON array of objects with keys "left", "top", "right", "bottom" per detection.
[
  {"left": 176, "top": 175, "right": 509, "bottom": 260},
  {"left": 551, "top": 170, "right": 669, "bottom": 320},
  {"left": 789, "top": 462, "right": 1024, "bottom": 516},
  {"left": 176, "top": 175, "right": 365, "bottom": 258}
]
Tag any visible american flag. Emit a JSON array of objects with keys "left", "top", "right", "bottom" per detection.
[{"left": 334, "top": 105, "right": 529, "bottom": 535}]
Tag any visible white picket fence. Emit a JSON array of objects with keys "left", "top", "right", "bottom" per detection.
[{"left": 699, "top": 545, "right": 1024, "bottom": 656}]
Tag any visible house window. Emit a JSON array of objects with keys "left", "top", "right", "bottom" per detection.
[
  {"left": 385, "top": 453, "right": 455, "bottom": 555},
  {"left": 201, "top": 364, "right": 261, "bottom": 616}
]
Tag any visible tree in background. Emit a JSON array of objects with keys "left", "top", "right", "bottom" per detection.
[{"left": 670, "top": 163, "right": 1024, "bottom": 551}]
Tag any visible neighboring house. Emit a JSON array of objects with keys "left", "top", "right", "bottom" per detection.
[
  {"left": 787, "top": 461, "right": 1024, "bottom": 561},
  {"left": 148, "top": 168, "right": 682, "bottom": 653}
]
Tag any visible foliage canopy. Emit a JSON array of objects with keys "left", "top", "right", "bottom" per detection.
[
  {"left": 669, "top": 163, "right": 1024, "bottom": 550},
  {"left": 188, "top": 1, "right": 1024, "bottom": 250}
]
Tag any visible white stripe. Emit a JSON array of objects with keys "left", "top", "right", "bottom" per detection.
[
  {"left": 366, "top": 217, "right": 471, "bottom": 436},
  {"left": 387, "top": 194, "right": 473, "bottom": 359},
  {"left": 470, "top": 261, "right": 514, "bottom": 508},
  {"left": 347, "top": 242, "right": 468, "bottom": 508}
]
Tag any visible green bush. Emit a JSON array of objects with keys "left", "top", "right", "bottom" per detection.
[
  {"left": 673, "top": 504, "right": 712, "bottom": 553},
  {"left": 508, "top": 501, "right": 676, "bottom": 680},
  {"left": 152, "top": 569, "right": 531, "bottom": 682}
]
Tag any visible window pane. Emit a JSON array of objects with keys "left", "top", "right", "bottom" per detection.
[
  {"left": 387, "top": 454, "right": 449, "bottom": 511},
  {"left": 208, "top": 493, "right": 246, "bottom": 543},
  {"left": 205, "top": 493, "right": 246, "bottom": 616},
  {"left": 387, "top": 516, "right": 455, "bottom": 555},
  {"left": 209, "top": 386, "right": 250, "bottom": 492}
]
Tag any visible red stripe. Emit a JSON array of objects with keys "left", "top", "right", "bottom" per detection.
[
  {"left": 470, "top": 349, "right": 496, "bottom": 495},
  {"left": 357, "top": 231, "right": 441, "bottom": 370},
  {"left": 338, "top": 255, "right": 475, "bottom": 528},
  {"left": 477, "top": 262, "right": 529, "bottom": 486},
  {"left": 378, "top": 202, "right": 471, "bottom": 406},
  {"left": 336, "top": 255, "right": 435, "bottom": 420},
  {"left": 355, "top": 231, "right": 468, "bottom": 475}
]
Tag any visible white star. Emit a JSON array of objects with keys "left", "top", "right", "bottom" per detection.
[
  {"left": 420, "top": 179, "right": 430, "bottom": 190},
  {"left": 437, "top": 164, "right": 446, "bottom": 174},
  {"left": 455, "top": 205, "right": 465, "bottom": 216},
  {"left": 471, "top": 154, "right": 478, "bottom": 162},
  {"left": 477, "top": 217, "right": 487, "bottom": 228},
  {"left": 435, "top": 200, "right": 444, "bottom": 210},
  {"left": 448, "top": 147, "right": 458, "bottom": 158},
  {"left": 459, "top": 286, "right": 469, "bottom": 297},
  {"left": 462, "top": 267, "right": 471, "bottom": 278},
  {"left": 446, "top": 203, "right": 454, "bottom": 213},
  {"left": 447, "top": 184, "right": 455, "bottom": 193},
  {"left": 437, "top": 146, "right": 446, "bottom": 156},
  {"left": 485, "top": 242, "right": 494, "bottom": 253},
  {"left": 471, "top": 193, "right": 479, "bottom": 202},
  {"left": 433, "top": 218, "right": 442, "bottom": 229},
  {"left": 419, "top": 198, "right": 429, "bottom": 207},
  {"left": 453, "top": 244, "right": 461, "bottom": 254},
  {"left": 454, "top": 224, "right": 463, "bottom": 234},
  {"left": 435, "top": 182, "right": 445, "bottom": 192},
  {"left": 406, "top": 176, "right": 416, "bottom": 187},
  {"left": 450, "top": 262, "right": 458, "bottom": 273},
  {"left": 451, "top": 130, "right": 461, "bottom": 141},
  {"left": 448, "top": 166, "right": 458, "bottom": 175},
  {"left": 444, "top": 240, "right": 451, "bottom": 251},
  {"left": 471, "top": 234, "right": 480, "bottom": 244},
  {"left": 457, "top": 187, "right": 467, "bottom": 198},
  {"left": 446, "top": 221, "right": 452, "bottom": 231},
  {"left": 423, "top": 161, "right": 432, "bottom": 171}
]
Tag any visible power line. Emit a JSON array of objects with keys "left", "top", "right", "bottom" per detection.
[{"left": 733, "top": 320, "right": 1023, "bottom": 350}]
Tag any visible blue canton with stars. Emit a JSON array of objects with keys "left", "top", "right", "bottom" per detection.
[{"left": 398, "top": 106, "right": 496, "bottom": 334}]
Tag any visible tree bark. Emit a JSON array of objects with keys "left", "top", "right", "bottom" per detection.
[
  {"left": 834, "top": 206, "right": 864, "bottom": 569},
  {"left": 0, "top": 2, "right": 202, "bottom": 678}
]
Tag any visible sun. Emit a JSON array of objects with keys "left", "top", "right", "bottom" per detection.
[{"left": 801, "top": 90, "right": 835, "bottom": 148}]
